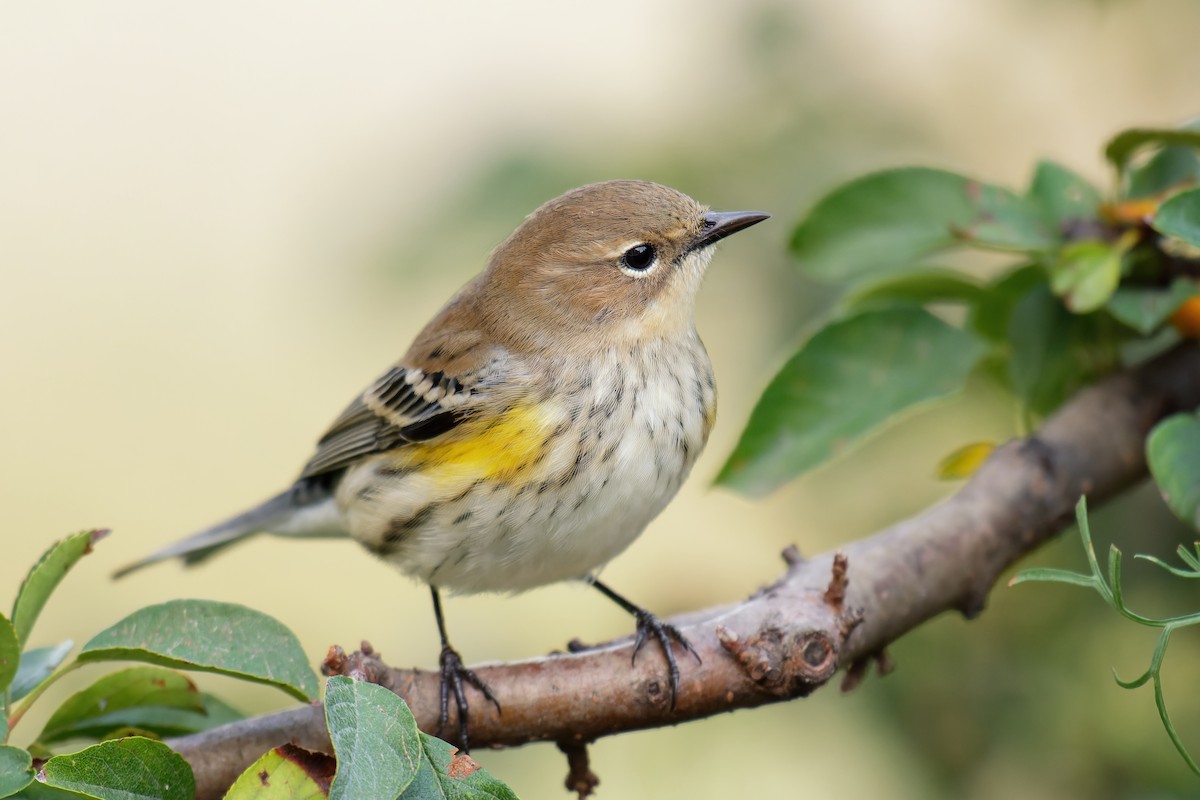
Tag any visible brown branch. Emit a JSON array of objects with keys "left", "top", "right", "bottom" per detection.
[{"left": 169, "top": 343, "right": 1200, "bottom": 799}]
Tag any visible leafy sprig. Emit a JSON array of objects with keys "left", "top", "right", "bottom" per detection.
[
  {"left": 1013, "top": 497, "right": 1200, "bottom": 774},
  {"left": 0, "top": 531, "right": 516, "bottom": 799},
  {"left": 720, "top": 122, "right": 1200, "bottom": 501}
]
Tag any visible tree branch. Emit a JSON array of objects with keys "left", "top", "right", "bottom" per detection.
[{"left": 169, "top": 343, "right": 1200, "bottom": 799}]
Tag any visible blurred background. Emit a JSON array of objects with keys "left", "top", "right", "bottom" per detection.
[{"left": 4, "top": 1, "right": 1200, "bottom": 796}]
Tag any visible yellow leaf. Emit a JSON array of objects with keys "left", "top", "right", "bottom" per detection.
[{"left": 937, "top": 441, "right": 996, "bottom": 480}]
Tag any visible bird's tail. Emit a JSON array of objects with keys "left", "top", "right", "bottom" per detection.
[{"left": 112, "top": 482, "right": 344, "bottom": 579}]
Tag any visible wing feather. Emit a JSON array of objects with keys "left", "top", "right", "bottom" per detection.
[{"left": 298, "top": 365, "right": 479, "bottom": 480}]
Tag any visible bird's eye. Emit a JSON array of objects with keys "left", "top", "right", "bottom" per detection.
[{"left": 620, "top": 243, "right": 657, "bottom": 274}]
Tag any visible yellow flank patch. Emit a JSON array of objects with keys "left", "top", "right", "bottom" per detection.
[{"left": 398, "top": 403, "right": 555, "bottom": 485}]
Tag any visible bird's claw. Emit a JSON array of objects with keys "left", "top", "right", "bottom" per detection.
[
  {"left": 630, "top": 610, "right": 701, "bottom": 710},
  {"left": 438, "top": 644, "right": 500, "bottom": 752}
]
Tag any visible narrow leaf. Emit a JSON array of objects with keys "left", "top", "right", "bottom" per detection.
[
  {"left": 12, "top": 530, "right": 108, "bottom": 649},
  {"left": 0, "top": 745, "right": 34, "bottom": 799},
  {"left": 1152, "top": 188, "right": 1200, "bottom": 248},
  {"left": 38, "top": 737, "right": 194, "bottom": 800},
  {"left": 222, "top": 744, "right": 333, "bottom": 800},
  {"left": 792, "top": 167, "right": 1055, "bottom": 283},
  {"left": 1008, "top": 568, "right": 1097, "bottom": 588},
  {"left": 325, "top": 676, "right": 422, "bottom": 800},
  {"left": 78, "top": 600, "right": 317, "bottom": 702},
  {"left": 37, "top": 667, "right": 204, "bottom": 746},
  {"left": 9, "top": 641, "right": 74, "bottom": 702},
  {"left": 399, "top": 733, "right": 518, "bottom": 799},
  {"left": 1136, "top": 553, "right": 1200, "bottom": 579},
  {"left": 1146, "top": 628, "right": 1200, "bottom": 775},
  {"left": 1176, "top": 543, "right": 1200, "bottom": 572},
  {"left": 1147, "top": 414, "right": 1200, "bottom": 531},
  {"left": 718, "top": 308, "right": 985, "bottom": 496},
  {"left": 1113, "top": 665, "right": 1154, "bottom": 690}
]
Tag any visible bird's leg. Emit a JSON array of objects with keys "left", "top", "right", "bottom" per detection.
[
  {"left": 589, "top": 579, "right": 701, "bottom": 710},
  {"left": 430, "top": 587, "right": 500, "bottom": 752}
]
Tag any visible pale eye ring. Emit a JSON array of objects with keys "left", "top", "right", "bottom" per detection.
[{"left": 619, "top": 243, "right": 657, "bottom": 276}]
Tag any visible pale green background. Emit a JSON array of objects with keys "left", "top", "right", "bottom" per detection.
[{"left": 3, "top": 1, "right": 1200, "bottom": 797}]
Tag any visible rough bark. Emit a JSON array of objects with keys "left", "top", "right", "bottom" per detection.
[{"left": 168, "top": 343, "right": 1200, "bottom": 799}]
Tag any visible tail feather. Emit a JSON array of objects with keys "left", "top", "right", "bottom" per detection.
[{"left": 113, "top": 483, "right": 341, "bottom": 579}]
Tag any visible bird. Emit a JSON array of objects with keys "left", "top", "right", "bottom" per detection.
[{"left": 115, "top": 179, "right": 769, "bottom": 749}]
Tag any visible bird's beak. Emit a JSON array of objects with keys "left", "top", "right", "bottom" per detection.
[{"left": 687, "top": 210, "right": 771, "bottom": 253}]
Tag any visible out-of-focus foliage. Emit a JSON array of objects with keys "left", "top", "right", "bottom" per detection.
[
  {"left": 720, "top": 123, "right": 1200, "bottom": 498},
  {"left": 1148, "top": 413, "right": 1200, "bottom": 531},
  {"left": 717, "top": 120, "right": 1200, "bottom": 785}
]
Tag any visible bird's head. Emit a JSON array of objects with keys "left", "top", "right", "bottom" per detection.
[{"left": 482, "top": 180, "right": 768, "bottom": 345}]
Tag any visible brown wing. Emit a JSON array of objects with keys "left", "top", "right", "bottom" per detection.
[{"left": 298, "top": 365, "right": 479, "bottom": 480}]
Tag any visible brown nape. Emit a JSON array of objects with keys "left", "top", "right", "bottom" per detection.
[{"left": 476, "top": 181, "right": 712, "bottom": 336}]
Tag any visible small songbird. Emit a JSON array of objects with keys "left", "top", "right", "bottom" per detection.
[{"left": 116, "top": 180, "right": 768, "bottom": 748}]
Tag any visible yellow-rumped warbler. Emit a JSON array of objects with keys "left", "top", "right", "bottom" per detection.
[{"left": 116, "top": 180, "right": 768, "bottom": 747}]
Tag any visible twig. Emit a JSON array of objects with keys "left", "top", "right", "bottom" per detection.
[{"left": 168, "top": 343, "right": 1200, "bottom": 799}]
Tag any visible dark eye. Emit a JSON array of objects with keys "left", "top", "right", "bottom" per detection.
[{"left": 620, "top": 243, "right": 657, "bottom": 272}]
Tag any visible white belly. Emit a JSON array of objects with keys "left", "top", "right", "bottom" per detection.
[{"left": 336, "top": 338, "right": 715, "bottom": 593}]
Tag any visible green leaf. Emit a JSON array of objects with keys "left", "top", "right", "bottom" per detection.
[
  {"left": 1027, "top": 159, "right": 1102, "bottom": 225},
  {"left": 1105, "top": 127, "right": 1200, "bottom": 172},
  {"left": 222, "top": 744, "right": 333, "bottom": 800},
  {"left": 1007, "top": 285, "right": 1114, "bottom": 416},
  {"left": 36, "top": 667, "right": 205, "bottom": 746},
  {"left": 1048, "top": 240, "right": 1124, "bottom": 313},
  {"left": 192, "top": 693, "right": 246, "bottom": 730},
  {"left": 63, "top": 693, "right": 246, "bottom": 743},
  {"left": 1147, "top": 414, "right": 1200, "bottom": 531},
  {"left": 1106, "top": 278, "right": 1200, "bottom": 334},
  {"left": 398, "top": 733, "right": 518, "bottom": 799},
  {"left": 78, "top": 600, "right": 317, "bottom": 702},
  {"left": 841, "top": 268, "right": 986, "bottom": 310},
  {"left": 0, "top": 614, "right": 17, "bottom": 698},
  {"left": 968, "top": 264, "right": 1046, "bottom": 343},
  {"left": 37, "top": 737, "right": 193, "bottom": 800},
  {"left": 791, "top": 167, "right": 1056, "bottom": 283},
  {"left": 12, "top": 530, "right": 107, "bottom": 649},
  {"left": 1137, "top": 553, "right": 1200, "bottom": 579},
  {"left": 717, "top": 307, "right": 986, "bottom": 496},
  {"left": 10, "top": 641, "right": 74, "bottom": 702},
  {"left": 1152, "top": 188, "right": 1200, "bottom": 248},
  {"left": 1009, "top": 567, "right": 1098, "bottom": 588},
  {"left": 325, "top": 676, "right": 422, "bottom": 800},
  {"left": 0, "top": 745, "right": 34, "bottom": 799},
  {"left": 5, "top": 783, "right": 97, "bottom": 799},
  {"left": 1126, "top": 145, "right": 1200, "bottom": 199}
]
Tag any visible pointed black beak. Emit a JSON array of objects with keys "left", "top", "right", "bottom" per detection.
[{"left": 688, "top": 210, "right": 771, "bottom": 253}]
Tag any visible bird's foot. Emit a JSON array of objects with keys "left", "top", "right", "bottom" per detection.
[
  {"left": 630, "top": 609, "right": 701, "bottom": 710},
  {"left": 438, "top": 643, "right": 500, "bottom": 753}
]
